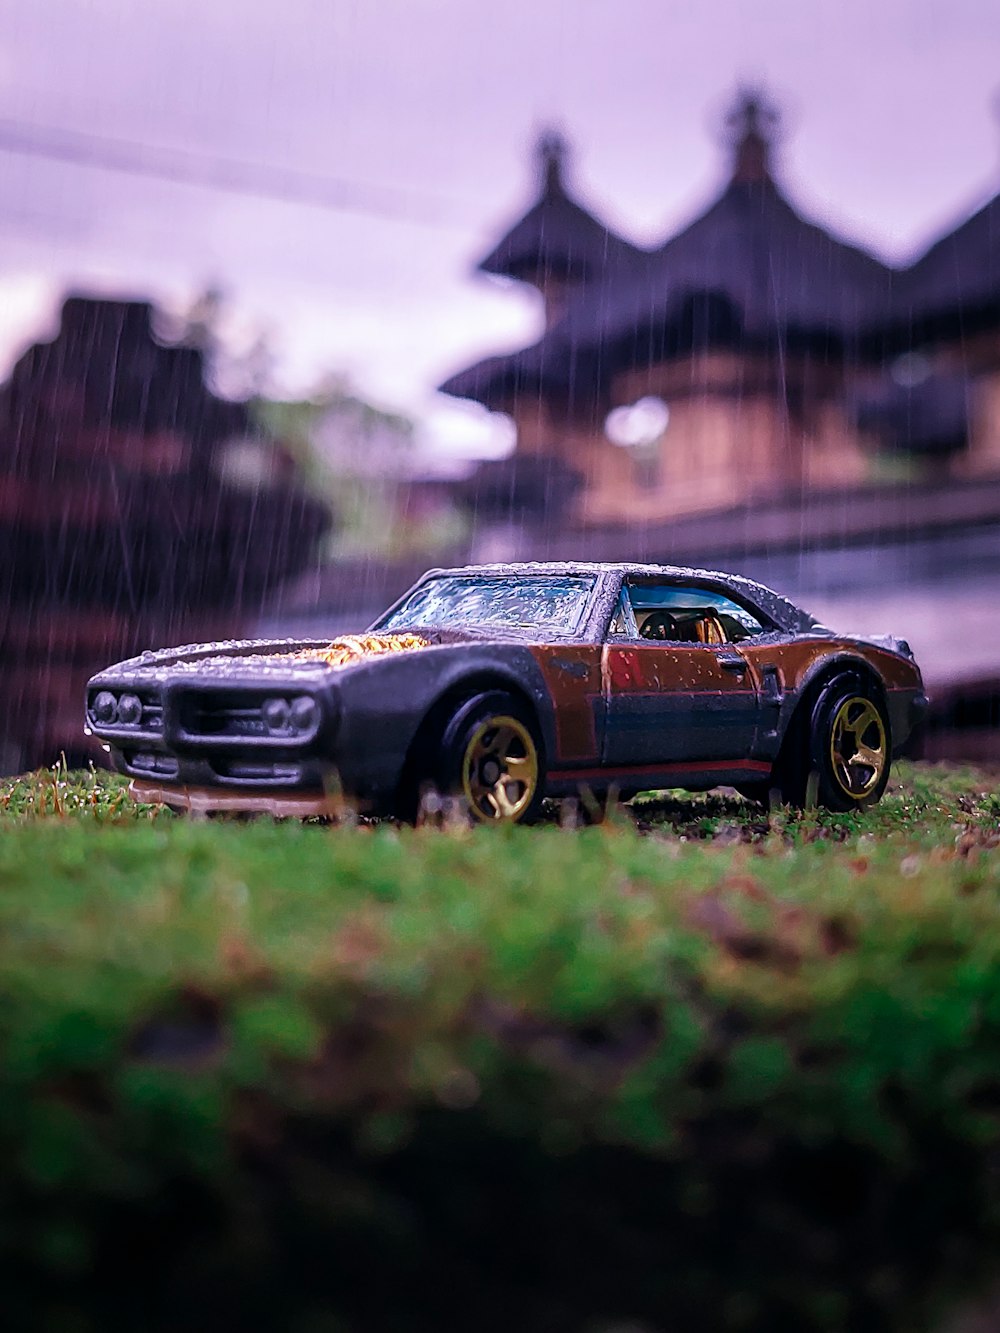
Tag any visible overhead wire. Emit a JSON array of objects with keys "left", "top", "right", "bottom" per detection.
[{"left": 0, "top": 115, "right": 470, "bottom": 230}]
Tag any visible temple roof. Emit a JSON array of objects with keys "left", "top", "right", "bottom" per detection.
[
  {"left": 442, "top": 93, "right": 896, "bottom": 411},
  {"left": 553, "top": 91, "right": 895, "bottom": 356},
  {"left": 476, "top": 131, "right": 643, "bottom": 284},
  {"left": 437, "top": 337, "right": 598, "bottom": 410},
  {"left": 895, "top": 190, "right": 1000, "bottom": 323}
]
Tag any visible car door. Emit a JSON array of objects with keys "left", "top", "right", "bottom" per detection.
[
  {"left": 531, "top": 641, "right": 607, "bottom": 767},
  {"left": 601, "top": 582, "right": 761, "bottom": 769},
  {"left": 730, "top": 635, "right": 807, "bottom": 760}
]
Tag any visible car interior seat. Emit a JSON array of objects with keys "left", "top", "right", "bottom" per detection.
[
  {"left": 695, "top": 612, "right": 727, "bottom": 644},
  {"left": 638, "top": 610, "right": 679, "bottom": 641}
]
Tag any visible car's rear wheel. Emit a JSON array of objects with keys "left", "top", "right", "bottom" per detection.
[
  {"left": 779, "top": 672, "right": 891, "bottom": 811},
  {"left": 436, "top": 691, "right": 545, "bottom": 824}
]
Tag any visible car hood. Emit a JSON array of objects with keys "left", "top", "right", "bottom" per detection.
[
  {"left": 95, "top": 632, "right": 448, "bottom": 685},
  {"left": 94, "top": 629, "right": 445, "bottom": 682}
]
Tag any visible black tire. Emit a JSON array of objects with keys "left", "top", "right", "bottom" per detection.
[
  {"left": 735, "top": 782, "right": 771, "bottom": 806},
  {"left": 779, "top": 672, "right": 892, "bottom": 811},
  {"left": 436, "top": 691, "right": 545, "bottom": 824}
]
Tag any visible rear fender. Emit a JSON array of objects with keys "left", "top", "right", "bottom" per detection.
[{"left": 775, "top": 652, "right": 888, "bottom": 759}]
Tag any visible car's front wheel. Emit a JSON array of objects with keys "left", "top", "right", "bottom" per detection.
[{"left": 436, "top": 691, "right": 545, "bottom": 824}]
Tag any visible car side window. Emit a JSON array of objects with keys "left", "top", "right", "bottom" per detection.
[{"left": 625, "top": 583, "right": 768, "bottom": 644}]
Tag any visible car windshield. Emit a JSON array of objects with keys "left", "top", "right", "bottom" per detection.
[{"left": 377, "top": 575, "right": 596, "bottom": 634}]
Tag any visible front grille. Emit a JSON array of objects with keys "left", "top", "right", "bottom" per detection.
[
  {"left": 175, "top": 690, "right": 321, "bottom": 743},
  {"left": 139, "top": 693, "right": 164, "bottom": 733},
  {"left": 126, "top": 751, "right": 179, "bottom": 777},
  {"left": 179, "top": 695, "right": 270, "bottom": 739}
]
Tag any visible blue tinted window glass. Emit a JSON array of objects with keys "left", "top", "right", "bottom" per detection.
[{"left": 626, "top": 583, "right": 767, "bottom": 636}]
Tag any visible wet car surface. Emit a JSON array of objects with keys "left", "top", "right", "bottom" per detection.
[{"left": 86, "top": 562, "right": 927, "bottom": 820}]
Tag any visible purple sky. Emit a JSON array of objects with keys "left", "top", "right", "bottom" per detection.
[{"left": 1, "top": 0, "right": 999, "bottom": 462}]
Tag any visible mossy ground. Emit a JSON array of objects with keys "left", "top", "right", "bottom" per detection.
[{"left": 0, "top": 761, "right": 998, "bottom": 1331}]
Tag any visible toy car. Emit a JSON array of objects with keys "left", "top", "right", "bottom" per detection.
[{"left": 85, "top": 562, "right": 926, "bottom": 821}]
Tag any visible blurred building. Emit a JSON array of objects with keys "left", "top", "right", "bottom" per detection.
[
  {"left": 0, "top": 295, "right": 331, "bottom": 772},
  {"left": 881, "top": 183, "right": 1000, "bottom": 477},
  {"left": 440, "top": 90, "right": 1000, "bottom": 530}
]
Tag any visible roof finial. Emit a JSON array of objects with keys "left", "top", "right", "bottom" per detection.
[
  {"left": 537, "top": 129, "right": 568, "bottom": 197},
  {"left": 725, "top": 87, "right": 779, "bottom": 185}
]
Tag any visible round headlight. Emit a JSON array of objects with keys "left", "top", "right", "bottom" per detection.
[
  {"left": 290, "top": 696, "right": 319, "bottom": 733},
  {"left": 92, "top": 691, "right": 117, "bottom": 723},
  {"left": 262, "top": 697, "right": 290, "bottom": 732},
  {"left": 117, "top": 693, "right": 143, "bottom": 726}
]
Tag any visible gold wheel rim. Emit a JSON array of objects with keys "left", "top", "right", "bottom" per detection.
[
  {"left": 461, "top": 714, "right": 539, "bottom": 823},
  {"left": 829, "top": 696, "right": 887, "bottom": 799}
]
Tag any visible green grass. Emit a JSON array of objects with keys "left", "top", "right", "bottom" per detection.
[
  {"left": 0, "top": 761, "right": 998, "bottom": 1331},
  {"left": 4, "top": 754, "right": 998, "bottom": 845}
]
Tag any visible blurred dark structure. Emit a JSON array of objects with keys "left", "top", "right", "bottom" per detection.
[
  {"left": 474, "top": 129, "right": 645, "bottom": 333},
  {"left": 879, "top": 180, "right": 1000, "bottom": 474},
  {"left": 442, "top": 93, "right": 895, "bottom": 527},
  {"left": 0, "top": 295, "right": 330, "bottom": 772},
  {"left": 441, "top": 89, "right": 1000, "bottom": 531},
  {"left": 441, "top": 130, "right": 650, "bottom": 527},
  {"left": 458, "top": 454, "right": 584, "bottom": 525}
]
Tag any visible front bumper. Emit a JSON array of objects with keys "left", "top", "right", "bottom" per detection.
[
  {"left": 888, "top": 687, "right": 929, "bottom": 757},
  {"left": 129, "top": 779, "right": 350, "bottom": 817},
  {"left": 87, "top": 672, "right": 414, "bottom": 815}
]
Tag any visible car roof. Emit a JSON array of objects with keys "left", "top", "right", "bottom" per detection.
[{"left": 418, "top": 561, "right": 817, "bottom": 634}]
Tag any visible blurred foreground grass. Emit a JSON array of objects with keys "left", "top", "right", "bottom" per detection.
[{"left": 0, "top": 761, "right": 998, "bottom": 1332}]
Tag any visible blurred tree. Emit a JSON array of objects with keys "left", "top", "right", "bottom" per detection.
[
  {"left": 255, "top": 380, "right": 465, "bottom": 559},
  {"left": 168, "top": 284, "right": 275, "bottom": 398},
  {"left": 170, "top": 288, "right": 465, "bottom": 558},
  {"left": 175, "top": 285, "right": 226, "bottom": 357}
]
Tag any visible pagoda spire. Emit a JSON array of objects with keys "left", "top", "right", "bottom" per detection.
[
  {"left": 537, "top": 129, "right": 569, "bottom": 198},
  {"left": 474, "top": 128, "right": 637, "bottom": 291},
  {"left": 725, "top": 88, "right": 779, "bottom": 185}
]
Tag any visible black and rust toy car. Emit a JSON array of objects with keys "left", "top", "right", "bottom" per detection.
[{"left": 85, "top": 562, "right": 926, "bottom": 821}]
